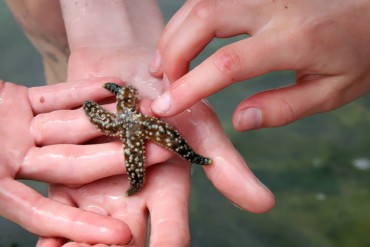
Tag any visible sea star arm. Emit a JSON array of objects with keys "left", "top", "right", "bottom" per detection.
[
  {"left": 123, "top": 131, "right": 146, "bottom": 196},
  {"left": 141, "top": 115, "right": 212, "bottom": 165},
  {"left": 83, "top": 100, "right": 119, "bottom": 136},
  {"left": 84, "top": 83, "right": 211, "bottom": 196},
  {"left": 103, "top": 83, "right": 139, "bottom": 113}
]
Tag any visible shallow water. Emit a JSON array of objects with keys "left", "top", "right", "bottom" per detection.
[{"left": 1, "top": 1, "right": 369, "bottom": 246}]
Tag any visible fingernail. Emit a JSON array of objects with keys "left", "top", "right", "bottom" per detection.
[
  {"left": 149, "top": 50, "right": 162, "bottom": 74},
  {"left": 152, "top": 91, "right": 171, "bottom": 114},
  {"left": 236, "top": 107, "right": 262, "bottom": 130}
]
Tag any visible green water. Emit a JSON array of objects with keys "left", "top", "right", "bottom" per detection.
[{"left": 1, "top": 1, "right": 369, "bottom": 246}]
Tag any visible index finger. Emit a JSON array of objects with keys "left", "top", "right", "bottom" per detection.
[
  {"left": 28, "top": 77, "right": 122, "bottom": 114},
  {"left": 152, "top": 35, "right": 289, "bottom": 117}
]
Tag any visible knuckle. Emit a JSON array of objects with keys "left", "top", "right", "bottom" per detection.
[
  {"left": 252, "top": 90, "right": 298, "bottom": 127},
  {"left": 212, "top": 46, "right": 242, "bottom": 78},
  {"left": 30, "top": 115, "right": 45, "bottom": 145},
  {"left": 277, "top": 97, "right": 297, "bottom": 126},
  {"left": 190, "top": 0, "right": 219, "bottom": 22}
]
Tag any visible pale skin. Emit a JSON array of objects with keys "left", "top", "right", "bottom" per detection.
[
  {"left": 0, "top": 78, "right": 138, "bottom": 245},
  {"left": 150, "top": 0, "right": 370, "bottom": 131},
  {"left": 5, "top": 1, "right": 274, "bottom": 247}
]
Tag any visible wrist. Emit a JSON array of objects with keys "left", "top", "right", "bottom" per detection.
[{"left": 60, "top": 0, "right": 163, "bottom": 51}]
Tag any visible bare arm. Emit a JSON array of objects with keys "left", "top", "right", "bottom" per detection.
[
  {"left": 6, "top": 0, "right": 69, "bottom": 83},
  {"left": 60, "top": 0, "right": 164, "bottom": 52}
]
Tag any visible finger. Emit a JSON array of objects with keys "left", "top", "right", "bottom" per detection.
[
  {"left": 31, "top": 105, "right": 114, "bottom": 146},
  {"left": 233, "top": 76, "right": 349, "bottom": 130},
  {"left": 155, "top": 0, "right": 271, "bottom": 80},
  {"left": 158, "top": 0, "right": 202, "bottom": 48},
  {"left": 158, "top": 0, "right": 262, "bottom": 81},
  {"left": 28, "top": 77, "right": 122, "bottom": 114},
  {"left": 61, "top": 243, "right": 91, "bottom": 247},
  {"left": 146, "top": 161, "right": 191, "bottom": 247},
  {"left": 112, "top": 211, "right": 147, "bottom": 247},
  {"left": 19, "top": 142, "right": 173, "bottom": 184},
  {"left": 151, "top": 35, "right": 290, "bottom": 117},
  {"left": 166, "top": 101, "right": 275, "bottom": 213},
  {"left": 111, "top": 201, "right": 148, "bottom": 247},
  {"left": 62, "top": 243, "right": 101, "bottom": 247},
  {"left": 57, "top": 175, "right": 147, "bottom": 247},
  {"left": 35, "top": 185, "right": 119, "bottom": 247},
  {"left": 0, "top": 178, "right": 131, "bottom": 245},
  {"left": 150, "top": 0, "right": 200, "bottom": 77},
  {"left": 36, "top": 237, "right": 67, "bottom": 247},
  {"left": 32, "top": 102, "right": 125, "bottom": 145},
  {"left": 64, "top": 244, "right": 121, "bottom": 247},
  {"left": 36, "top": 184, "right": 77, "bottom": 247}
]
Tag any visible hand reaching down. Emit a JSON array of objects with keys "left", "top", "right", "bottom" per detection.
[{"left": 150, "top": 0, "right": 370, "bottom": 130}]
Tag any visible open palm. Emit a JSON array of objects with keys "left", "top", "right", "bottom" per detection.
[
  {"left": 0, "top": 78, "right": 138, "bottom": 245},
  {"left": 37, "top": 44, "right": 274, "bottom": 247}
]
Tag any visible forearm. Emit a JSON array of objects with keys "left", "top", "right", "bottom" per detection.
[
  {"left": 6, "top": 0, "right": 69, "bottom": 83},
  {"left": 60, "top": 0, "right": 164, "bottom": 51}
]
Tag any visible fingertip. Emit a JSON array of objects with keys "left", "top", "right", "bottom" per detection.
[
  {"left": 230, "top": 178, "right": 275, "bottom": 214},
  {"left": 95, "top": 218, "right": 132, "bottom": 245},
  {"left": 58, "top": 211, "right": 132, "bottom": 245},
  {"left": 259, "top": 183, "right": 276, "bottom": 213},
  {"left": 205, "top": 154, "right": 275, "bottom": 214},
  {"left": 233, "top": 86, "right": 312, "bottom": 130},
  {"left": 139, "top": 98, "right": 154, "bottom": 116},
  {"left": 233, "top": 106, "right": 263, "bottom": 131},
  {"left": 246, "top": 183, "right": 276, "bottom": 214},
  {"left": 151, "top": 91, "right": 172, "bottom": 116}
]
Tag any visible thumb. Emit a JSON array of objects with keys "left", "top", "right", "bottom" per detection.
[{"left": 233, "top": 77, "right": 344, "bottom": 130}]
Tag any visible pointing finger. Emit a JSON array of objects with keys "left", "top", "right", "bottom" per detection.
[
  {"left": 152, "top": 34, "right": 291, "bottom": 117},
  {"left": 153, "top": 0, "right": 272, "bottom": 80}
]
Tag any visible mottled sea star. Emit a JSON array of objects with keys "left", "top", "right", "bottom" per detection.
[{"left": 83, "top": 83, "right": 212, "bottom": 196}]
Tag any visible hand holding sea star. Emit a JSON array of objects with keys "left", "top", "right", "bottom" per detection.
[{"left": 83, "top": 83, "right": 212, "bottom": 196}]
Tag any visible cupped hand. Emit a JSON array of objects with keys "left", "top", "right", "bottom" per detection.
[
  {"left": 41, "top": 1, "right": 275, "bottom": 245},
  {"left": 150, "top": 0, "right": 370, "bottom": 130},
  {"left": 0, "top": 78, "right": 156, "bottom": 245},
  {"left": 63, "top": 0, "right": 274, "bottom": 212},
  {"left": 40, "top": 45, "right": 273, "bottom": 246},
  {"left": 37, "top": 159, "right": 191, "bottom": 247}
]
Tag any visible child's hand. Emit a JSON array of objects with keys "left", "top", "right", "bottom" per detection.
[{"left": 151, "top": 0, "right": 370, "bottom": 130}]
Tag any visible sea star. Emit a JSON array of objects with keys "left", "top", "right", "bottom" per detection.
[{"left": 83, "top": 83, "right": 212, "bottom": 196}]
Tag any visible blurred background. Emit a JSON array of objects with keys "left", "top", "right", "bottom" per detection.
[{"left": 1, "top": 1, "right": 369, "bottom": 246}]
